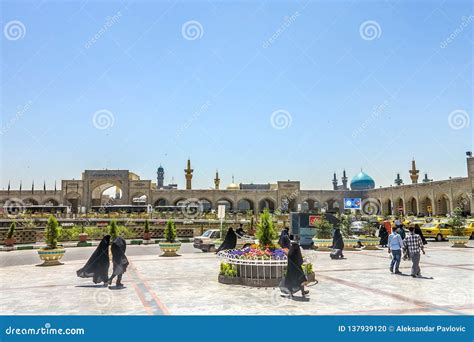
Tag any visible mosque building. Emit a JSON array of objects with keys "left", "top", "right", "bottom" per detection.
[{"left": 0, "top": 153, "right": 473, "bottom": 217}]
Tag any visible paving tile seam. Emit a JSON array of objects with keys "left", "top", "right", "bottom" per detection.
[
  {"left": 128, "top": 261, "right": 169, "bottom": 315},
  {"left": 317, "top": 273, "right": 464, "bottom": 315}
]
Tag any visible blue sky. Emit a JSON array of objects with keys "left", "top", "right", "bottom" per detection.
[{"left": 1, "top": 0, "right": 472, "bottom": 190}]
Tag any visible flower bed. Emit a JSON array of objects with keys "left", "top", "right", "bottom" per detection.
[{"left": 218, "top": 247, "right": 288, "bottom": 287}]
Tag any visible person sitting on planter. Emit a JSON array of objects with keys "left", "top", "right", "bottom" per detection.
[
  {"left": 76, "top": 235, "right": 111, "bottom": 286},
  {"left": 278, "top": 227, "right": 291, "bottom": 249},
  {"left": 215, "top": 228, "right": 237, "bottom": 254},
  {"left": 378, "top": 223, "right": 388, "bottom": 247},
  {"left": 279, "top": 242, "right": 309, "bottom": 298},
  {"left": 236, "top": 224, "right": 246, "bottom": 238},
  {"left": 108, "top": 236, "right": 129, "bottom": 288},
  {"left": 330, "top": 227, "right": 344, "bottom": 259}
]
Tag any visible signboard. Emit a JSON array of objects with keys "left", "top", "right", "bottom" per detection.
[
  {"left": 309, "top": 215, "right": 321, "bottom": 227},
  {"left": 398, "top": 206, "right": 404, "bottom": 213},
  {"left": 217, "top": 205, "right": 226, "bottom": 220},
  {"left": 344, "top": 198, "right": 362, "bottom": 210}
]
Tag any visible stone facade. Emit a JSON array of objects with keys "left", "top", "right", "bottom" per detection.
[{"left": 1, "top": 158, "right": 472, "bottom": 216}]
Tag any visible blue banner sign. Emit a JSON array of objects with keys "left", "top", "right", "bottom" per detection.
[{"left": 344, "top": 197, "right": 362, "bottom": 210}]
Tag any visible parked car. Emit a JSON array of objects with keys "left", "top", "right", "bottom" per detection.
[
  {"left": 193, "top": 229, "right": 256, "bottom": 252},
  {"left": 350, "top": 221, "right": 370, "bottom": 235},
  {"left": 420, "top": 222, "right": 474, "bottom": 241},
  {"left": 463, "top": 222, "right": 474, "bottom": 239}
]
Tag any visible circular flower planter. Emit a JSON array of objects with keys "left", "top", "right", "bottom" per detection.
[
  {"left": 313, "top": 238, "right": 333, "bottom": 251},
  {"left": 218, "top": 249, "right": 288, "bottom": 287},
  {"left": 359, "top": 237, "right": 380, "bottom": 250},
  {"left": 37, "top": 248, "right": 66, "bottom": 266},
  {"left": 448, "top": 236, "right": 470, "bottom": 248},
  {"left": 159, "top": 242, "right": 182, "bottom": 257},
  {"left": 343, "top": 238, "right": 360, "bottom": 251}
]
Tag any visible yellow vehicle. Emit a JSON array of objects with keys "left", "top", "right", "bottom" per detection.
[
  {"left": 463, "top": 222, "right": 474, "bottom": 239},
  {"left": 421, "top": 222, "right": 474, "bottom": 241}
]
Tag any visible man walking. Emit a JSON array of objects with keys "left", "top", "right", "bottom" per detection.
[
  {"left": 404, "top": 226, "right": 425, "bottom": 278},
  {"left": 388, "top": 227, "right": 403, "bottom": 274}
]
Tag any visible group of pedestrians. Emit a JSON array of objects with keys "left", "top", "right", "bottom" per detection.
[
  {"left": 77, "top": 235, "right": 129, "bottom": 288},
  {"left": 387, "top": 221, "right": 428, "bottom": 278}
]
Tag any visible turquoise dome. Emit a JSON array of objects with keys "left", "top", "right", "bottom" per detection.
[{"left": 351, "top": 171, "right": 375, "bottom": 190}]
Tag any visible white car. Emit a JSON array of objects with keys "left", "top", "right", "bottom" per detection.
[
  {"left": 350, "top": 221, "right": 370, "bottom": 235},
  {"left": 193, "top": 229, "right": 256, "bottom": 252}
]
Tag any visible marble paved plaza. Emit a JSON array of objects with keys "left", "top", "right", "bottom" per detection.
[{"left": 1, "top": 242, "right": 473, "bottom": 315}]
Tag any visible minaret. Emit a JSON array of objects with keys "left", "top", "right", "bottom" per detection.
[
  {"left": 409, "top": 159, "right": 420, "bottom": 184},
  {"left": 422, "top": 173, "right": 432, "bottom": 183},
  {"left": 157, "top": 165, "right": 164, "bottom": 189},
  {"left": 342, "top": 170, "right": 348, "bottom": 190},
  {"left": 394, "top": 173, "right": 404, "bottom": 186},
  {"left": 332, "top": 173, "right": 338, "bottom": 190},
  {"left": 214, "top": 170, "right": 220, "bottom": 190},
  {"left": 185, "top": 158, "right": 193, "bottom": 190}
]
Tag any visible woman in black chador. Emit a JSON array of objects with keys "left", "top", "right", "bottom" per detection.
[
  {"left": 215, "top": 228, "right": 237, "bottom": 254},
  {"left": 108, "top": 236, "right": 129, "bottom": 287},
  {"left": 413, "top": 224, "right": 428, "bottom": 245},
  {"left": 378, "top": 223, "right": 389, "bottom": 247},
  {"left": 76, "top": 235, "right": 111, "bottom": 286},
  {"left": 280, "top": 242, "right": 309, "bottom": 297},
  {"left": 278, "top": 227, "right": 291, "bottom": 249},
  {"left": 331, "top": 227, "right": 345, "bottom": 259}
]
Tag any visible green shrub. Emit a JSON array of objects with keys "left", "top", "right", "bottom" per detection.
[
  {"left": 118, "top": 226, "right": 134, "bottom": 239},
  {"left": 59, "top": 226, "right": 81, "bottom": 242},
  {"left": 109, "top": 220, "right": 118, "bottom": 239},
  {"left": 219, "top": 262, "right": 237, "bottom": 277},
  {"left": 144, "top": 220, "right": 150, "bottom": 233},
  {"left": 314, "top": 217, "right": 333, "bottom": 239},
  {"left": 84, "top": 227, "right": 105, "bottom": 240},
  {"left": 256, "top": 209, "right": 276, "bottom": 247},
  {"left": 302, "top": 263, "right": 313, "bottom": 275},
  {"left": 7, "top": 221, "right": 16, "bottom": 239},
  {"left": 44, "top": 215, "right": 61, "bottom": 249},
  {"left": 164, "top": 220, "right": 177, "bottom": 242},
  {"left": 339, "top": 214, "right": 353, "bottom": 237},
  {"left": 449, "top": 207, "right": 466, "bottom": 236}
]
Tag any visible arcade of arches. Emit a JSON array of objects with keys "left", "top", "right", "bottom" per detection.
[{"left": 0, "top": 165, "right": 473, "bottom": 216}]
